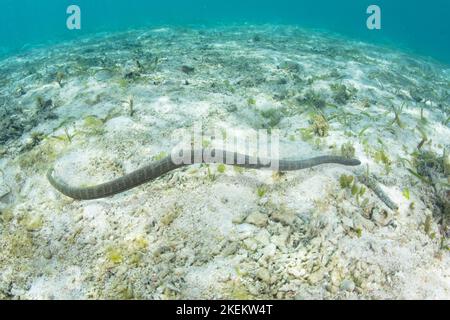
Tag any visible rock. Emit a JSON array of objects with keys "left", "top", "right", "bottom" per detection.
[
  {"left": 248, "top": 285, "right": 260, "bottom": 296},
  {"left": 256, "top": 268, "right": 271, "bottom": 284},
  {"left": 287, "top": 267, "right": 306, "bottom": 278},
  {"left": 326, "top": 284, "right": 338, "bottom": 294},
  {"left": 235, "top": 223, "right": 258, "bottom": 240},
  {"left": 181, "top": 65, "right": 195, "bottom": 74},
  {"left": 271, "top": 227, "right": 290, "bottom": 249},
  {"left": 43, "top": 248, "right": 53, "bottom": 260},
  {"left": 232, "top": 212, "right": 248, "bottom": 224},
  {"left": 340, "top": 279, "right": 355, "bottom": 292},
  {"left": 262, "top": 244, "right": 277, "bottom": 259},
  {"left": 307, "top": 271, "right": 324, "bottom": 285},
  {"left": 222, "top": 242, "right": 239, "bottom": 256},
  {"left": 243, "top": 238, "right": 258, "bottom": 252},
  {"left": 271, "top": 209, "right": 295, "bottom": 226},
  {"left": 371, "top": 208, "right": 391, "bottom": 226},
  {"left": 254, "top": 229, "right": 271, "bottom": 246},
  {"left": 25, "top": 215, "right": 43, "bottom": 231},
  {"left": 330, "top": 270, "right": 341, "bottom": 286},
  {"left": 246, "top": 212, "right": 268, "bottom": 227}
]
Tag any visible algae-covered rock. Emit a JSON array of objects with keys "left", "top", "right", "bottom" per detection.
[{"left": 246, "top": 212, "right": 268, "bottom": 227}]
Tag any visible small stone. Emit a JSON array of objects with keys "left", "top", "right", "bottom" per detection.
[
  {"left": 254, "top": 229, "right": 271, "bottom": 245},
  {"left": 246, "top": 212, "right": 268, "bottom": 227},
  {"left": 25, "top": 215, "right": 43, "bottom": 231},
  {"left": 181, "top": 65, "right": 195, "bottom": 74},
  {"left": 307, "top": 271, "right": 324, "bottom": 285},
  {"left": 222, "top": 242, "right": 239, "bottom": 256},
  {"left": 248, "top": 285, "right": 260, "bottom": 296},
  {"left": 287, "top": 267, "right": 306, "bottom": 278},
  {"left": 340, "top": 279, "right": 355, "bottom": 292},
  {"left": 330, "top": 270, "right": 341, "bottom": 286},
  {"left": 235, "top": 224, "right": 258, "bottom": 240},
  {"left": 256, "top": 268, "right": 271, "bottom": 284},
  {"left": 232, "top": 212, "right": 248, "bottom": 224},
  {"left": 271, "top": 210, "right": 295, "bottom": 226},
  {"left": 371, "top": 208, "right": 390, "bottom": 226},
  {"left": 43, "top": 248, "right": 53, "bottom": 260},
  {"left": 243, "top": 238, "right": 258, "bottom": 252},
  {"left": 262, "top": 243, "right": 277, "bottom": 258},
  {"left": 271, "top": 229, "right": 290, "bottom": 249},
  {"left": 326, "top": 284, "right": 338, "bottom": 294}
]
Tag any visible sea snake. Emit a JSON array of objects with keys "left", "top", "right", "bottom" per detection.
[{"left": 47, "top": 149, "right": 361, "bottom": 200}]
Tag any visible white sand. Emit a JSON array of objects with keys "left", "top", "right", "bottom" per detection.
[{"left": 0, "top": 25, "right": 449, "bottom": 299}]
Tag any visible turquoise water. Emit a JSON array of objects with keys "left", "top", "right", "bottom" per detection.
[{"left": 1, "top": 0, "right": 449, "bottom": 64}]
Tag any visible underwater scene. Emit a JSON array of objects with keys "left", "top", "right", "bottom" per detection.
[{"left": 0, "top": 1, "right": 449, "bottom": 300}]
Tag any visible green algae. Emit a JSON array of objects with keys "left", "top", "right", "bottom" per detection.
[
  {"left": 160, "top": 205, "right": 182, "bottom": 226},
  {"left": 222, "top": 276, "right": 255, "bottom": 300},
  {"left": 260, "top": 108, "right": 284, "bottom": 129},
  {"left": 256, "top": 185, "right": 268, "bottom": 198},
  {"left": 402, "top": 188, "right": 411, "bottom": 200},
  {"left": 17, "top": 138, "right": 60, "bottom": 172},
  {"left": 340, "top": 142, "right": 356, "bottom": 159},
  {"left": 247, "top": 97, "right": 256, "bottom": 106},
  {"left": 330, "top": 83, "right": 357, "bottom": 105},
  {"left": 82, "top": 115, "right": 105, "bottom": 135},
  {"left": 389, "top": 103, "right": 406, "bottom": 129},
  {"left": 106, "top": 247, "right": 124, "bottom": 264},
  {"left": 311, "top": 114, "right": 329, "bottom": 137},
  {"left": 339, "top": 175, "right": 354, "bottom": 189},
  {"left": 373, "top": 149, "right": 392, "bottom": 174},
  {"left": 217, "top": 163, "right": 226, "bottom": 174},
  {"left": 302, "top": 90, "right": 327, "bottom": 109}
]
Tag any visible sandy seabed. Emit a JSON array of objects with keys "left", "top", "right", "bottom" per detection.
[{"left": 0, "top": 25, "right": 449, "bottom": 299}]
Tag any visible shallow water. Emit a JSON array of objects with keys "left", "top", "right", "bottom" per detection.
[
  {"left": 1, "top": 1, "right": 450, "bottom": 64},
  {"left": 0, "top": 3, "right": 449, "bottom": 300}
]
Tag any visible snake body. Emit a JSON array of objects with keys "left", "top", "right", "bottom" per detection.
[{"left": 47, "top": 149, "right": 361, "bottom": 200}]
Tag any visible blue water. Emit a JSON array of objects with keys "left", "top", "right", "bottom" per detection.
[{"left": 1, "top": 0, "right": 449, "bottom": 64}]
